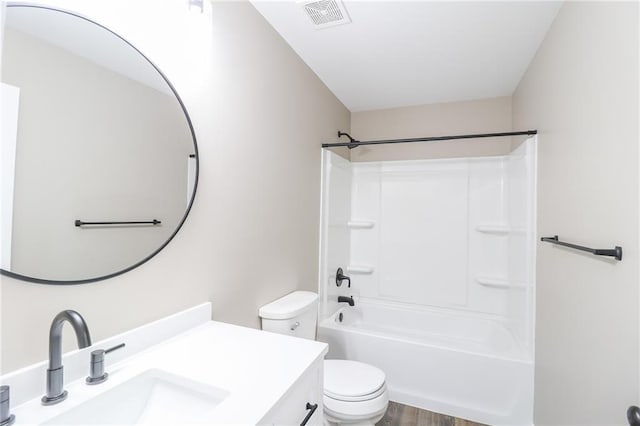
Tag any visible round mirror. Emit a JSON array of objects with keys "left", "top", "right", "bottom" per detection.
[{"left": 1, "top": 5, "right": 198, "bottom": 284}]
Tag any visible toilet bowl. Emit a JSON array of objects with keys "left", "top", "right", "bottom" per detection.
[
  {"left": 323, "top": 360, "right": 388, "bottom": 425},
  {"left": 259, "top": 291, "right": 389, "bottom": 425}
]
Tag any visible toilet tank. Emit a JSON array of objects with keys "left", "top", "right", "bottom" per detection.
[{"left": 259, "top": 291, "right": 318, "bottom": 340}]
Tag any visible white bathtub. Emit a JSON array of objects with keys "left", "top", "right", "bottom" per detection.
[{"left": 316, "top": 300, "right": 533, "bottom": 426}]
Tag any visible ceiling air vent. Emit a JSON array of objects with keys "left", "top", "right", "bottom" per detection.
[{"left": 299, "top": 0, "right": 351, "bottom": 29}]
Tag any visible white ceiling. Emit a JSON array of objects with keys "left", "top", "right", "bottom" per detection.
[{"left": 251, "top": 1, "right": 562, "bottom": 112}]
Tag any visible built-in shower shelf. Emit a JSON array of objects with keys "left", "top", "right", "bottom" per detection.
[
  {"left": 475, "top": 225, "right": 525, "bottom": 234},
  {"left": 475, "top": 224, "right": 511, "bottom": 234},
  {"left": 475, "top": 276, "right": 527, "bottom": 289},
  {"left": 347, "top": 220, "right": 376, "bottom": 229},
  {"left": 347, "top": 265, "right": 374, "bottom": 274}
]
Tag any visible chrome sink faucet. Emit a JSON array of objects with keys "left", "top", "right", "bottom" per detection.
[
  {"left": 0, "top": 386, "right": 15, "bottom": 426},
  {"left": 41, "top": 310, "right": 92, "bottom": 405}
]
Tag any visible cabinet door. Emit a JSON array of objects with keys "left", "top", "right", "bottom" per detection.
[{"left": 260, "top": 362, "right": 323, "bottom": 426}]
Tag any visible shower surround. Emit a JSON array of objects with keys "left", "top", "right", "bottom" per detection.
[{"left": 317, "top": 138, "right": 536, "bottom": 425}]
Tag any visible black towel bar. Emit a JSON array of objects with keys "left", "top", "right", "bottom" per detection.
[
  {"left": 75, "top": 219, "right": 161, "bottom": 227},
  {"left": 540, "top": 235, "right": 622, "bottom": 261}
]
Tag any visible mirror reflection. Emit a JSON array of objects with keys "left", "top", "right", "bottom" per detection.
[{"left": 1, "top": 6, "right": 198, "bottom": 283}]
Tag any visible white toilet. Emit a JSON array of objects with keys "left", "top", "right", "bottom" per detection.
[{"left": 259, "top": 291, "right": 388, "bottom": 425}]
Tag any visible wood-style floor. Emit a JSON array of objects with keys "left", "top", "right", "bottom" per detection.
[{"left": 376, "top": 401, "right": 488, "bottom": 426}]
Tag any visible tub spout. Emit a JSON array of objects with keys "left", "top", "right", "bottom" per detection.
[{"left": 338, "top": 296, "right": 355, "bottom": 307}]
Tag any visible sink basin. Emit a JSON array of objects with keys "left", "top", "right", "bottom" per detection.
[{"left": 43, "top": 369, "right": 229, "bottom": 425}]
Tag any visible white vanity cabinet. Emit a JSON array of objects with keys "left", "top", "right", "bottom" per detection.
[
  {"left": 259, "top": 360, "right": 324, "bottom": 426},
  {"left": 1, "top": 304, "right": 329, "bottom": 425}
]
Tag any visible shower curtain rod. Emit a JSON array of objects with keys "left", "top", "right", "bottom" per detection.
[{"left": 322, "top": 130, "right": 538, "bottom": 150}]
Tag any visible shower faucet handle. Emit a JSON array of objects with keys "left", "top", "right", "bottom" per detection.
[{"left": 336, "top": 268, "right": 351, "bottom": 288}]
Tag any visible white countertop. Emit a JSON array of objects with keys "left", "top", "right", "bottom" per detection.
[{"left": 4, "top": 305, "right": 328, "bottom": 425}]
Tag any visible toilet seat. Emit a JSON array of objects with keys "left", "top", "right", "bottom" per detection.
[
  {"left": 324, "top": 360, "right": 386, "bottom": 399},
  {"left": 325, "top": 384, "right": 387, "bottom": 402},
  {"left": 324, "top": 389, "right": 389, "bottom": 422},
  {"left": 323, "top": 359, "right": 389, "bottom": 422}
]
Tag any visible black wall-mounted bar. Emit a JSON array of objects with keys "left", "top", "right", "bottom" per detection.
[
  {"left": 75, "top": 219, "right": 161, "bottom": 227},
  {"left": 322, "top": 130, "right": 538, "bottom": 150},
  {"left": 540, "top": 235, "right": 622, "bottom": 261}
]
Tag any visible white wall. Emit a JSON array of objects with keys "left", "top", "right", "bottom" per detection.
[
  {"left": 0, "top": 0, "right": 349, "bottom": 373},
  {"left": 318, "top": 150, "right": 352, "bottom": 320},
  {"left": 350, "top": 96, "right": 513, "bottom": 162},
  {"left": 505, "top": 138, "right": 537, "bottom": 354},
  {"left": 0, "top": 83, "right": 18, "bottom": 272},
  {"left": 345, "top": 154, "right": 535, "bottom": 328},
  {"left": 512, "top": 2, "right": 639, "bottom": 424}
]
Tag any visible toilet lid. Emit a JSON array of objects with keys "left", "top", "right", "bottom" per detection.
[{"left": 324, "top": 360, "right": 386, "bottom": 400}]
